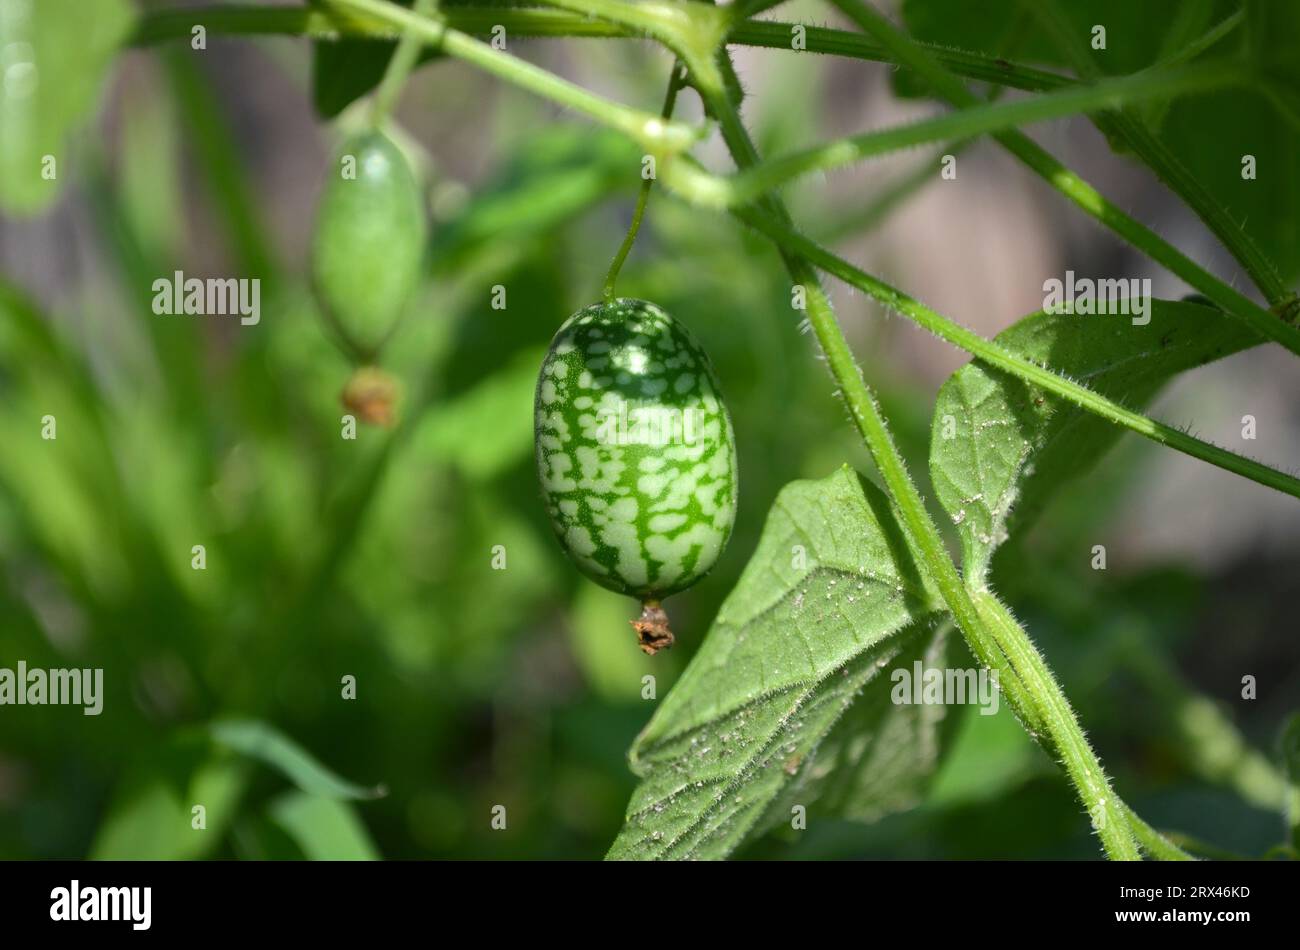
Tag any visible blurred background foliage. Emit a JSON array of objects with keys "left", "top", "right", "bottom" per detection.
[{"left": 0, "top": 0, "right": 1297, "bottom": 859}]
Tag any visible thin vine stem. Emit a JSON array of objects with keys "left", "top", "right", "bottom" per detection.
[
  {"left": 604, "top": 64, "right": 685, "bottom": 301},
  {"left": 815, "top": 8, "right": 1028, "bottom": 241},
  {"left": 129, "top": 4, "right": 1075, "bottom": 96},
  {"left": 663, "top": 61, "right": 1241, "bottom": 208},
  {"left": 825, "top": 0, "right": 1300, "bottom": 358},
  {"left": 131, "top": 7, "right": 1080, "bottom": 100},
  {"left": 700, "top": 50, "right": 1140, "bottom": 861},
  {"left": 323, "top": 0, "right": 700, "bottom": 154},
  {"left": 736, "top": 206, "right": 1300, "bottom": 501},
  {"left": 369, "top": 0, "right": 439, "bottom": 126}
]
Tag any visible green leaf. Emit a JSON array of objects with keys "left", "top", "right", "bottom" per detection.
[
  {"left": 928, "top": 299, "right": 1259, "bottom": 586},
  {"left": 795, "top": 619, "right": 959, "bottom": 823},
  {"left": 927, "top": 703, "right": 1043, "bottom": 807},
  {"left": 211, "top": 719, "right": 385, "bottom": 800},
  {"left": 414, "top": 346, "right": 543, "bottom": 479},
  {"left": 0, "top": 0, "right": 135, "bottom": 215},
  {"left": 896, "top": 0, "right": 1300, "bottom": 280},
  {"left": 268, "top": 792, "right": 380, "bottom": 860},
  {"left": 1158, "top": 89, "right": 1300, "bottom": 282},
  {"left": 607, "top": 466, "right": 948, "bottom": 860},
  {"left": 1246, "top": 0, "right": 1300, "bottom": 88},
  {"left": 90, "top": 760, "right": 247, "bottom": 860},
  {"left": 899, "top": 0, "right": 1173, "bottom": 78}
]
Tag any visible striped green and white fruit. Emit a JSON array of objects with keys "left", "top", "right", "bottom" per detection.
[
  {"left": 535, "top": 298, "right": 737, "bottom": 653},
  {"left": 311, "top": 131, "right": 425, "bottom": 355}
]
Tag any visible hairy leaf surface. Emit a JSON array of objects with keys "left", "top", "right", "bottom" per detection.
[
  {"left": 929, "top": 299, "right": 1259, "bottom": 585},
  {"left": 608, "top": 466, "right": 950, "bottom": 860}
]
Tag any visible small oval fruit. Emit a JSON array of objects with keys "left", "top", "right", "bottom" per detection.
[
  {"left": 311, "top": 130, "right": 426, "bottom": 355},
  {"left": 535, "top": 298, "right": 738, "bottom": 652}
]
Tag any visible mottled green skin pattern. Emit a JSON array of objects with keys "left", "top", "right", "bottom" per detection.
[
  {"left": 535, "top": 299, "right": 737, "bottom": 599},
  {"left": 311, "top": 131, "right": 425, "bottom": 353}
]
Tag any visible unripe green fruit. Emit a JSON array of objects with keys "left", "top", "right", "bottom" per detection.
[
  {"left": 311, "top": 131, "right": 426, "bottom": 354},
  {"left": 535, "top": 299, "right": 738, "bottom": 635}
]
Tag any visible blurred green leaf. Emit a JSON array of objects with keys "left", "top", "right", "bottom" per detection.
[
  {"left": 308, "top": 0, "right": 443, "bottom": 119},
  {"left": 0, "top": 285, "right": 133, "bottom": 596},
  {"left": 91, "top": 760, "right": 246, "bottom": 860},
  {"left": 927, "top": 703, "right": 1043, "bottom": 807},
  {"left": 431, "top": 127, "right": 641, "bottom": 271},
  {"left": 1282, "top": 714, "right": 1300, "bottom": 850},
  {"left": 0, "top": 0, "right": 134, "bottom": 214},
  {"left": 211, "top": 719, "right": 385, "bottom": 800},
  {"left": 415, "top": 346, "right": 542, "bottom": 479},
  {"left": 608, "top": 466, "right": 947, "bottom": 860},
  {"left": 928, "top": 299, "right": 1259, "bottom": 586},
  {"left": 1246, "top": 0, "right": 1300, "bottom": 91},
  {"left": 268, "top": 792, "right": 380, "bottom": 860}
]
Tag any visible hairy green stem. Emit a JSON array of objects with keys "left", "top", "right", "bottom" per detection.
[
  {"left": 700, "top": 46, "right": 1139, "bottom": 859},
  {"left": 1122, "top": 805, "right": 1196, "bottom": 861},
  {"left": 826, "top": 0, "right": 1300, "bottom": 357},
  {"left": 324, "top": 0, "right": 699, "bottom": 153},
  {"left": 665, "top": 62, "right": 1240, "bottom": 208},
  {"left": 604, "top": 64, "right": 685, "bottom": 300},
  {"left": 971, "top": 592, "right": 1140, "bottom": 857},
  {"left": 737, "top": 207, "right": 1300, "bottom": 501}
]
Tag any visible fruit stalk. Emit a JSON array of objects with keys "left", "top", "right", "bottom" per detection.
[
  {"left": 603, "top": 62, "right": 686, "bottom": 303},
  {"left": 632, "top": 600, "right": 674, "bottom": 655}
]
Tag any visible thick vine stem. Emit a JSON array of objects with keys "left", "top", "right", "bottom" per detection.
[
  {"left": 972, "top": 592, "right": 1139, "bottom": 857},
  {"left": 826, "top": 0, "right": 1300, "bottom": 360},
  {"left": 699, "top": 49, "right": 1140, "bottom": 860}
]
